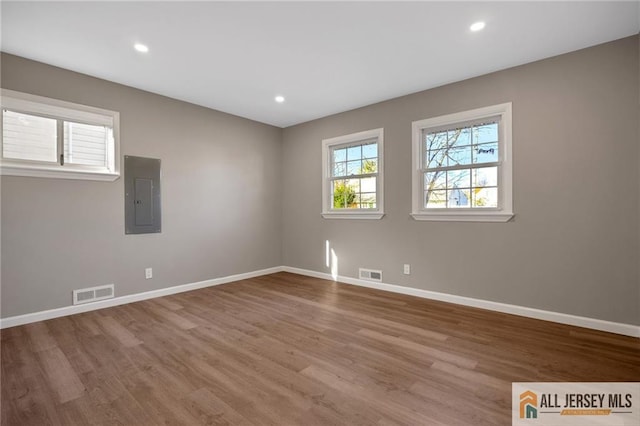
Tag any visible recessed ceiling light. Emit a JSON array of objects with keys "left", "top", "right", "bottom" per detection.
[
  {"left": 134, "top": 43, "right": 149, "bottom": 53},
  {"left": 275, "top": 95, "right": 285, "bottom": 103},
  {"left": 470, "top": 21, "right": 486, "bottom": 32}
]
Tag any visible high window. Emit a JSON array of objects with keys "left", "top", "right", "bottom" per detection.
[
  {"left": 411, "top": 103, "right": 513, "bottom": 222},
  {"left": 322, "top": 128, "right": 384, "bottom": 219},
  {"left": 1, "top": 89, "right": 120, "bottom": 181}
]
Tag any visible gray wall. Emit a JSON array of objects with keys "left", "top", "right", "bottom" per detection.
[
  {"left": 1, "top": 53, "right": 283, "bottom": 318},
  {"left": 282, "top": 36, "right": 640, "bottom": 325},
  {"left": 2, "top": 36, "right": 638, "bottom": 326}
]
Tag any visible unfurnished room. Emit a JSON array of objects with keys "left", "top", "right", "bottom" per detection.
[{"left": 0, "top": 1, "right": 639, "bottom": 425}]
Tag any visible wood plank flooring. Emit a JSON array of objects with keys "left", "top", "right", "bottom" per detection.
[{"left": 2, "top": 272, "right": 639, "bottom": 425}]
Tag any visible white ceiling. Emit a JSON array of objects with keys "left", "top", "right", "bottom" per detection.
[{"left": 1, "top": 1, "right": 638, "bottom": 128}]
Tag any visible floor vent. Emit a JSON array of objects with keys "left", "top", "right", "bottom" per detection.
[
  {"left": 73, "top": 284, "right": 115, "bottom": 305},
  {"left": 359, "top": 268, "right": 383, "bottom": 283}
]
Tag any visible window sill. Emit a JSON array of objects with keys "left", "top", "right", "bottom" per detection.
[
  {"left": 322, "top": 211, "right": 385, "bottom": 220},
  {"left": 411, "top": 211, "right": 514, "bottom": 222},
  {"left": 0, "top": 163, "right": 119, "bottom": 181}
]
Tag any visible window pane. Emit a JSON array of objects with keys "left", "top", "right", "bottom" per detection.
[
  {"left": 346, "top": 160, "right": 361, "bottom": 175},
  {"left": 333, "top": 148, "right": 346, "bottom": 162},
  {"left": 446, "top": 169, "right": 470, "bottom": 189},
  {"left": 472, "top": 187, "right": 498, "bottom": 208},
  {"left": 472, "top": 166, "right": 498, "bottom": 187},
  {"left": 346, "top": 178, "right": 360, "bottom": 193},
  {"left": 2, "top": 110, "right": 57, "bottom": 162},
  {"left": 362, "top": 158, "right": 377, "bottom": 173},
  {"left": 362, "top": 143, "right": 377, "bottom": 159},
  {"left": 426, "top": 149, "right": 447, "bottom": 169},
  {"left": 64, "top": 122, "right": 109, "bottom": 167},
  {"left": 332, "top": 180, "right": 355, "bottom": 209},
  {"left": 352, "top": 193, "right": 361, "bottom": 209},
  {"left": 426, "top": 131, "right": 448, "bottom": 151},
  {"left": 473, "top": 143, "right": 498, "bottom": 164},
  {"left": 447, "top": 146, "right": 472, "bottom": 166},
  {"left": 361, "top": 193, "right": 376, "bottom": 209},
  {"left": 447, "top": 189, "right": 470, "bottom": 208},
  {"left": 333, "top": 161, "right": 346, "bottom": 177},
  {"left": 449, "top": 127, "right": 471, "bottom": 147},
  {"left": 425, "top": 171, "right": 446, "bottom": 191},
  {"left": 347, "top": 145, "right": 361, "bottom": 161},
  {"left": 425, "top": 190, "right": 446, "bottom": 208},
  {"left": 474, "top": 122, "right": 498, "bottom": 144},
  {"left": 361, "top": 176, "right": 376, "bottom": 193}
]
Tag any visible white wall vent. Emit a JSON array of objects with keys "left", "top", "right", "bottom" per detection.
[
  {"left": 359, "top": 268, "right": 383, "bottom": 283},
  {"left": 72, "top": 284, "right": 114, "bottom": 305}
]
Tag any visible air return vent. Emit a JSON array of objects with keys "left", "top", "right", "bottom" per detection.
[
  {"left": 359, "top": 268, "right": 383, "bottom": 283},
  {"left": 72, "top": 284, "right": 114, "bottom": 305}
]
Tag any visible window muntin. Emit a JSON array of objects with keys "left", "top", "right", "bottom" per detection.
[
  {"left": 322, "top": 128, "right": 384, "bottom": 219},
  {"left": 1, "top": 89, "right": 120, "bottom": 181},
  {"left": 411, "top": 103, "right": 513, "bottom": 222},
  {"left": 330, "top": 140, "right": 378, "bottom": 209},
  {"left": 423, "top": 119, "right": 500, "bottom": 209}
]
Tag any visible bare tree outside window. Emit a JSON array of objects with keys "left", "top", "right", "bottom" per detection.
[{"left": 423, "top": 121, "right": 499, "bottom": 209}]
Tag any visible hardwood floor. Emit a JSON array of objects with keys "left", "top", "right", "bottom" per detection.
[{"left": 2, "top": 272, "right": 639, "bottom": 425}]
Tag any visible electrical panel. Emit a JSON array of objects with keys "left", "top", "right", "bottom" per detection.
[{"left": 125, "top": 155, "right": 161, "bottom": 234}]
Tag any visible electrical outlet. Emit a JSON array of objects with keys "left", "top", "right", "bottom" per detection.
[
  {"left": 145, "top": 267, "right": 153, "bottom": 279},
  {"left": 403, "top": 264, "right": 411, "bottom": 275}
]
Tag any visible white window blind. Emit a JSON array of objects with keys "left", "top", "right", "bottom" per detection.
[
  {"left": 2, "top": 110, "right": 58, "bottom": 163},
  {"left": 0, "top": 89, "right": 120, "bottom": 181},
  {"left": 63, "top": 122, "right": 112, "bottom": 167}
]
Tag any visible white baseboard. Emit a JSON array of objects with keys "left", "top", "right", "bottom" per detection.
[
  {"left": 281, "top": 266, "right": 640, "bottom": 338},
  {"left": 0, "top": 266, "right": 283, "bottom": 329},
  {"left": 2, "top": 265, "right": 638, "bottom": 338}
]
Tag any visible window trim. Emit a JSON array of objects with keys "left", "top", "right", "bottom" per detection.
[
  {"left": 322, "top": 128, "right": 384, "bottom": 220},
  {"left": 411, "top": 103, "right": 513, "bottom": 222},
  {"left": 1, "top": 89, "right": 120, "bottom": 181}
]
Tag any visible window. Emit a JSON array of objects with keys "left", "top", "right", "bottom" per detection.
[
  {"left": 411, "top": 103, "right": 513, "bottom": 222},
  {"left": 322, "top": 128, "right": 384, "bottom": 219},
  {"left": 1, "top": 89, "right": 119, "bottom": 180}
]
